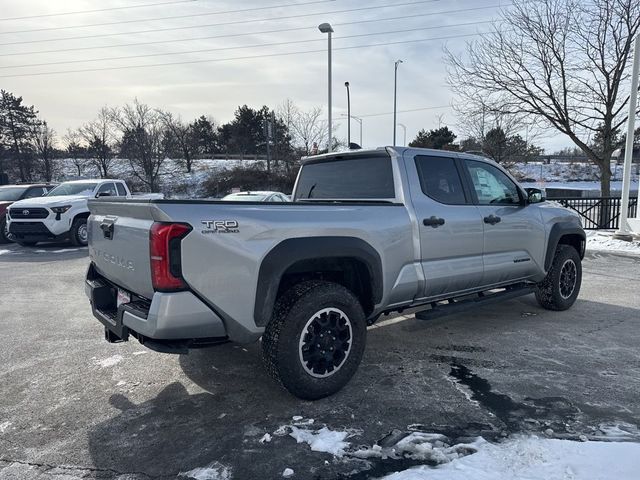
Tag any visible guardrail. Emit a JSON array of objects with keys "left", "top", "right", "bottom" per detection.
[{"left": 555, "top": 196, "right": 638, "bottom": 230}]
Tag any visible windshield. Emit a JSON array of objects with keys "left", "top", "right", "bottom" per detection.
[
  {"left": 47, "top": 183, "right": 96, "bottom": 197},
  {"left": 0, "top": 186, "right": 27, "bottom": 201},
  {"left": 222, "top": 193, "right": 269, "bottom": 202}
]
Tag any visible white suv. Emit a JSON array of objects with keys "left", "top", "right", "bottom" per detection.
[{"left": 7, "top": 179, "right": 131, "bottom": 247}]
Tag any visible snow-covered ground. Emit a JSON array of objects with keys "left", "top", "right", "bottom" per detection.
[
  {"left": 178, "top": 419, "right": 640, "bottom": 480},
  {"left": 586, "top": 230, "right": 640, "bottom": 255},
  {"left": 510, "top": 161, "right": 639, "bottom": 185},
  {"left": 381, "top": 436, "right": 640, "bottom": 480},
  {"left": 53, "top": 157, "right": 262, "bottom": 198}
]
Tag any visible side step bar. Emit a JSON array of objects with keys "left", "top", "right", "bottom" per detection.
[{"left": 415, "top": 284, "right": 536, "bottom": 321}]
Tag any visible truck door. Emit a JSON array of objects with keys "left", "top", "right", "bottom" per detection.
[
  {"left": 407, "top": 154, "right": 485, "bottom": 299},
  {"left": 461, "top": 159, "right": 545, "bottom": 285}
]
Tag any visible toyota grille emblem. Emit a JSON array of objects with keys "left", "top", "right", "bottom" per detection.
[{"left": 22, "top": 209, "right": 30, "bottom": 216}]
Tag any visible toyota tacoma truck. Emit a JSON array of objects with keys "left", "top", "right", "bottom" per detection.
[
  {"left": 85, "top": 147, "right": 585, "bottom": 400},
  {"left": 7, "top": 179, "right": 161, "bottom": 247},
  {"left": 0, "top": 183, "right": 56, "bottom": 243}
]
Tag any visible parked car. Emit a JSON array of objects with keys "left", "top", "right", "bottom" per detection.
[
  {"left": 222, "top": 191, "right": 290, "bottom": 202},
  {"left": 0, "top": 183, "right": 56, "bottom": 243},
  {"left": 7, "top": 179, "right": 135, "bottom": 247},
  {"left": 85, "top": 147, "right": 585, "bottom": 399}
]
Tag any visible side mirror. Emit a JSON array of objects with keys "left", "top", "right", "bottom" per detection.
[
  {"left": 96, "top": 192, "right": 111, "bottom": 198},
  {"left": 525, "top": 187, "right": 545, "bottom": 204}
]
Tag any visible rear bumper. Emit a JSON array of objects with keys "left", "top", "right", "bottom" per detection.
[{"left": 85, "top": 264, "right": 228, "bottom": 351}]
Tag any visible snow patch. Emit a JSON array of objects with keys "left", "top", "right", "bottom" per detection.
[
  {"left": 352, "top": 432, "right": 477, "bottom": 464},
  {"left": 178, "top": 461, "right": 232, "bottom": 480},
  {"left": 586, "top": 231, "right": 640, "bottom": 255},
  {"left": 289, "top": 426, "right": 351, "bottom": 457},
  {"left": 0, "top": 421, "right": 12, "bottom": 434},
  {"left": 379, "top": 436, "right": 640, "bottom": 480},
  {"left": 282, "top": 468, "right": 294, "bottom": 477},
  {"left": 0, "top": 249, "right": 11, "bottom": 256},
  {"left": 96, "top": 355, "right": 123, "bottom": 368},
  {"left": 259, "top": 433, "right": 272, "bottom": 443}
]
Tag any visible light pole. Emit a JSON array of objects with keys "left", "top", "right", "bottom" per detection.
[
  {"left": 345, "top": 81, "right": 351, "bottom": 147},
  {"left": 393, "top": 59, "right": 403, "bottom": 146},
  {"left": 397, "top": 123, "right": 407, "bottom": 146},
  {"left": 319, "top": 23, "right": 333, "bottom": 152}
]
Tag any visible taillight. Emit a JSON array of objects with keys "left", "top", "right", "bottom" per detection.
[{"left": 149, "top": 222, "right": 192, "bottom": 291}]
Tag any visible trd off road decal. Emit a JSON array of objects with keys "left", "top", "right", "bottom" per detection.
[{"left": 201, "top": 220, "right": 239, "bottom": 234}]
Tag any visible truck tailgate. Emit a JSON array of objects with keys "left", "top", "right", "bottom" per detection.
[{"left": 88, "top": 200, "right": 166, "bottom": 300}]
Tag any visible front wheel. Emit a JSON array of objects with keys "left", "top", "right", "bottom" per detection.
[
  {"left": 535, "top": 244, "right": 582, "bottom": 311},
  {"left": 70, "top": 218, "right": 88, "bottom": 246},
  {"left": 262, "top": 280, "right": 367, "bottom": 400},
  {"left": 0, "top": 215, "right": 10, "bottom": 244}
]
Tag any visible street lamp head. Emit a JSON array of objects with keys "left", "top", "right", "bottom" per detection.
[
  {"left": 318, "top": 22, "right": 333, "bottom": 33},
  {"left": 345, "top": 81, "right": 349, "bottom": 87},
  {"left": 395, "top": 59, "right": 403, "bottom": 66}
]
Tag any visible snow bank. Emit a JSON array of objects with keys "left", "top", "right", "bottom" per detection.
[
  {"left": 586, "top": 231, "right": 640, "bottom": 255},
  {"left": 380, "top": 436, "right": 640, "bottom": 480}
]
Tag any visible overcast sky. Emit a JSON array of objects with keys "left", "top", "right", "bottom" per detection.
[{"left": 0, "top": 0, "right": 571, "bottom": 152}]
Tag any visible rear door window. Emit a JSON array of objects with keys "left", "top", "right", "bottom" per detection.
[
  {"left": 295, "top": 154, "right": 394, "bottom": 200},
  {"left": 116, "top": 183, "right": 127, "bottom": 196},
  {"left": 414, "top": 155, "right": 467, "bottom": 205}
]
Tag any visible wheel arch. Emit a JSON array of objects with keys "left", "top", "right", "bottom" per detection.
[
  {"left": 254, "top": 237, "right": 383, "bottom": 327},
  {"left": 544, "top": 222, "right": 586, "bottom": 272},
  {"left": 71, "top": 210, "right": 90, "bottom": 224}
]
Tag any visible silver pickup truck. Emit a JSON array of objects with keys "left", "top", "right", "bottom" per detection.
[{"left": 85, "top": 147, "right": 585, "bottom": 399}]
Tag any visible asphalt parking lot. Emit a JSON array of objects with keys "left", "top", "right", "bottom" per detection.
[{"left": 0, "top": 244, "right": 639, "bottom": 479}]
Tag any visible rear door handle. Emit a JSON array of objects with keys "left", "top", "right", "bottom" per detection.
[
  {"left": 423, "top": 216, "right": 445, "bottom": 228},
  {"left": 484, "top": 215, "right": 501, "bottom": 225}
]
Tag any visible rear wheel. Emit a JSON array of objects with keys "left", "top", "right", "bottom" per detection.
[
  {"left": 70, "top": 218, "right": 88, "bottom": 246},
  {"left": 535, "top": 244, "right": 582, "bottom": 311},
  {"left": 0, "top": 215, "right": 10, "bottom": 244},
  {"left": 262, "top": 280, "right": 367, "bottom": 400}
]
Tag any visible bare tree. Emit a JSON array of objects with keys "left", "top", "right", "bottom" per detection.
[
  {"left": 62, "top": 128, "right": 87, "bottom": 176},
  {"left": 80, "top": 107, "right": 116, "bottom": 178},
  {"left": 112, "top": 100, "right": 168, "bottom": 192},
  {"left": 158, "top": 111, "right": 198, "bottom": 173},
  {"left": 446, "top": 0, "right": 640, "bottom": 196},
  {"left": 280, "top": 100, "right": 329, "bottom": 156},
  {"left": 32, "top": 121, "right": 56, "bottom": 182}
]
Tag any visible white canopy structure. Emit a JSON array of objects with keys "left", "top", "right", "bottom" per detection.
[{"left": 616, "top": 35, "right": 640, "bottom": 240}]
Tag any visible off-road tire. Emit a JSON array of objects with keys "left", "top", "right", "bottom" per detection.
[
  {"left": 0, "top": 215, "right": 10, "bottom": 244},
  {"left": 70, "top": 218, "right": 88, "bottom": 246},
  {"left": 262, "top": 280, "right": 367, "bottom": 400},
  {"left": 17, "top": 241, "right": 37, "bottom": 247},
  {"left": 535, "top": 244, "right": 582, "bottom": 311}
]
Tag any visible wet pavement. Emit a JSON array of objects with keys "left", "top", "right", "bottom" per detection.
[{"left": 0, "top": 244, "right": 639, "bottom": 479}]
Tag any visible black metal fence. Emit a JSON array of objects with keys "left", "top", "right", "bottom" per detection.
[{"left": 555, "top": 196, "right": 638, "bottom": 230}]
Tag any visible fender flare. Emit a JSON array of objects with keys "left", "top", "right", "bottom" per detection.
[
  {"left": 254, "top": 236, "right": 383, "bottom": 327},
  {"left": 544, "top": 222, "right": 586, "bottom": 272}
]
